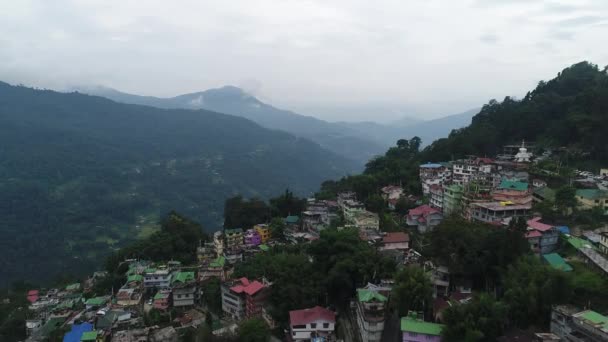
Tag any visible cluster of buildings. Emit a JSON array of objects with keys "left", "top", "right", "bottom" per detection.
[
  {"left": 552, "top": 305, "right": 608, "bottom": 341},
  {"left": 23, "top": 261, "right": 201, "bottom": 342}
]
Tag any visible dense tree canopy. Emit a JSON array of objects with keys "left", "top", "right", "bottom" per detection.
[{"left": 421, "top": 62, "right": 608, "bottom": 164}]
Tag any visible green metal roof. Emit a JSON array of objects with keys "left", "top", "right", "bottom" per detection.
[
  {"left": 498, "top": 180, "right": 528, "bottom": 191},
  {"left": 80, "top": 331, "right": 97, "bottom": 341},
  {"left": 543, "top": 253, "right": 573, "bottom": 272},
  {"left": 37, "top": 316, "right": 66, "bottom": 337},
  {"left": 357, "top": 289, "right": 387, "bottom": 303},
  {"left": 533, "top": 187, "right": 556, "bottom": 201},
  {"left": 285, "top": 215, "right": 300, "bottom": 223},
  {"left": 210, "top": 256, "right": 225, "bottom": 268},
  {"left": 566, "top": 236, "right": 597, "bottom": 250},
  {"left": 578, "top": 310, "right": 608, "bottom": 329},
  {"left": 259, "top": 244, "right": 270, "bottom": 252},
  {"left": 576, "top": 189, "right": 608, "bottom": 200},
  {"left": 127, "top": 274, "right": 143, "bottom": 283},
  {"left": 154, "top": 292, "right": 170, "bottom": 300},
  {"left": 66, "top": 283, "right": 81, "bottom": 291},
  {"left": 85, "top": 297, "right": 106, "bottom": 306},
  {"left": 173, "top": 272, "right": 195, "bottom": 283},
  {"left": 400, "top": 316, "right": 444, "bottom": 335}
]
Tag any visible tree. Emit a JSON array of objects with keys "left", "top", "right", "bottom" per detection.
[
  {"left": 503, "top": 256, "right": 572, "bottom": 327},
  {"left": 555, "top": 186, "right": 577, "bottom": 215},
  {"left": 202, "top": 278, "right": 222, "bottom": 314},
  {"left": 365, "top": 193, "right": 386, "bottom": 213},
  {"left": 237, "top": 318, "right": 270, "bottom": 342},
  {"left": 270, "top": 189, "right": 306, "bottom": 218},
  {"left": 269, "top": 217, "right": 286, "bottom": 241},
  {"left": 392, "top": 266, "right": 432, "bottom": 316},
  {"left": 394, "top": 196, "right": 416, "bottom": 215},
  {"left": 442, "top": 294, "right": 507, "bottom": 342},
  {"left": 224, "top": 196, "right": 271, "bottom": 229}
]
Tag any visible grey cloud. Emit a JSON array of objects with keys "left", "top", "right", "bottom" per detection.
[
  {"left": 479, "top": 33, "right": 500, "bottom": 44},
  {"left": 557, "top": 15, "right": 607, "bottom": 27}
]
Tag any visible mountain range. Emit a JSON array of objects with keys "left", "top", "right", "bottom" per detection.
[
  {"left": 73, "top": 85, "right": 478, "bottom": 164},
  {"left": 0, "top": 81, "right": 357, "bottom": 285}
]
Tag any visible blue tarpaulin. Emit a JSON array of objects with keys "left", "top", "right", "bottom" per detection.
[
  {"left": 557, "top": 226, "right": 570, "bottom": 234},
  {"left": 63, "top": 322, "right": 93, "bottom": 342}
]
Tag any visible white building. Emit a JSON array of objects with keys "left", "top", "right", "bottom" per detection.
[
  {"left": 289, "top": 306, "right": 336, "bottom": 341},
  {"left": 143, "top": 268, "right": 172, "bottom": 290}
]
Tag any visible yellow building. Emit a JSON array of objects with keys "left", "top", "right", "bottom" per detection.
[
  {"left": 575, "top": 189, "right": 608, "bottom": 213},
  {"left": 254, "top": 224, "right": 271, "bottom": 243}
]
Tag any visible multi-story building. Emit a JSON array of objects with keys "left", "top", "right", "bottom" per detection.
[
  {"left": 401, "top": 311, "right": 444, "bottom": 342},
  {"left": 470, "top": 202, "right": 531, "bottom": 224},
  {"left": 254, "top": 224, "right": 271, "bottom": 243},
  {"left": 289, "top": 306, "right": 336, "bottom": 341},
  {"left": 551, "top": 305, "right": 608, "bottom": 342},
  {"left": 221, "top": 277, "right": 269, "bottom": 320},
  {"left": 355, "top": 286, "right": 388, "bottom": 342},
  {"left": 172, "top": 272, "right": 196, "bottom": 308},
  {"left": 526, "top": 217, "right": 559, "bottom": 255},
  {"left": 351, "top": 211, "right": 380, "bottom": 230},
  {"left": 443, "top": 184, "right": 463, "bottom": 216},
  {"left": 143, "top": 268, "right": 172, "bottom": 290},
  {"left": 244, "top": 229, "right": 262, "bottom": 247},
  {"left": 429, "top": 185, "right": 444, "bottom": 210},
  {"left": 224, "top": 228, "right": 244, "bottom": 252},
  {"left": 342, "top": 200, "right": 366, "bottom": 223},
  {"left": 576, "top": 189, "right": 608, "bottom": 214},
  {"left": 213, "top": 231, "right": 224, "bottom": 257},
  {"left": 600, "top": 232, "right": 608, "bottom": 255},
  {"left": 200, "top": 256, "right": 226, "bottom": 282},
  {"left": 492, "top": 180, "right": 532, "bottom": 205},
  {"left": 406, "top": 205, "right": 443, "bottom": 233},
  {"left": 428, "top": 265, "right": 449, "bottom": 298},
  {"left": 197, "top": 242, "right": 216, "bottom": 265}
]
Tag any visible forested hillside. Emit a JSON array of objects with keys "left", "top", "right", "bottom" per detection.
[
  {"left": 422, "top": 62, "right": 608, "bottom": 164},
  {"left": 319, "top": 62, "right": 608, "bottom": 206},
  {"left": 74, "top": 85, "right": 388, "bottom": 164},
  {"left": 0, "top": 82, "right": 356, "bottom": 286}
]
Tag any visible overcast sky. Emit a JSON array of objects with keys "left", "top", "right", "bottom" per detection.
[{"left": 1, "top": 0, "right": 607, "bottom": 122}]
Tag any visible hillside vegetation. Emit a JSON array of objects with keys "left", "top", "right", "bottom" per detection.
[{"left": 0, "top": 82, "right": 356, "bottom": 285}]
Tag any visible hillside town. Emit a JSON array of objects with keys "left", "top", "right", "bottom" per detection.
[{"left": 12, "top": 141, "right": 608, "bottom": 342}]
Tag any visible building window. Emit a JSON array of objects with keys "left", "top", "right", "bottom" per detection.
[
  {"left": 292, "top": 325, "right": 306, "bottom": 329},
  {"left": 310, "top": 323, "right": 317, "bottom": 328},
  {"left": 323, "top": 323, "right": 329, "bottom": 328}
]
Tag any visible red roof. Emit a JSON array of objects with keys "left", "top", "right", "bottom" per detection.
[
  {"left": 527, "top": 217, "right": 553, "bottom": 232},
  {"left": 383, "top": 232, "right": 410, "bottom": 244},
  {"left": 476, "top": 157, "right": 494, "bottom": 164},
  {"left": 27, "top": 290, "right": 39, "bottom": 296},
  {"left": 289, "top": 306, "right": 335, "bottom": 326},
  {"left": 27, "top": 295, "right": 39, "bottom": 303},
  {"left": 525, "top": 230, "right": 542, "bottom": 238},
  {"left": 408, "top": 205, "right": 439, "bottom": 216},
  {"left": 230, "top": 278, "right": 265, "bottom": 296}
]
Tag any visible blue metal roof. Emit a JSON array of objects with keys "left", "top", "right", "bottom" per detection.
[
  {"left": 557, "top": 226, "right": 570, "bottom": 234},
  {"left": 63, "top": 323, "right": 93, "bottom": 342}
]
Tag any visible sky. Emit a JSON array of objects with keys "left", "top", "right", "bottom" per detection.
[{"left": 1, "top": 0, "right": 607, "bottom": 122}]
